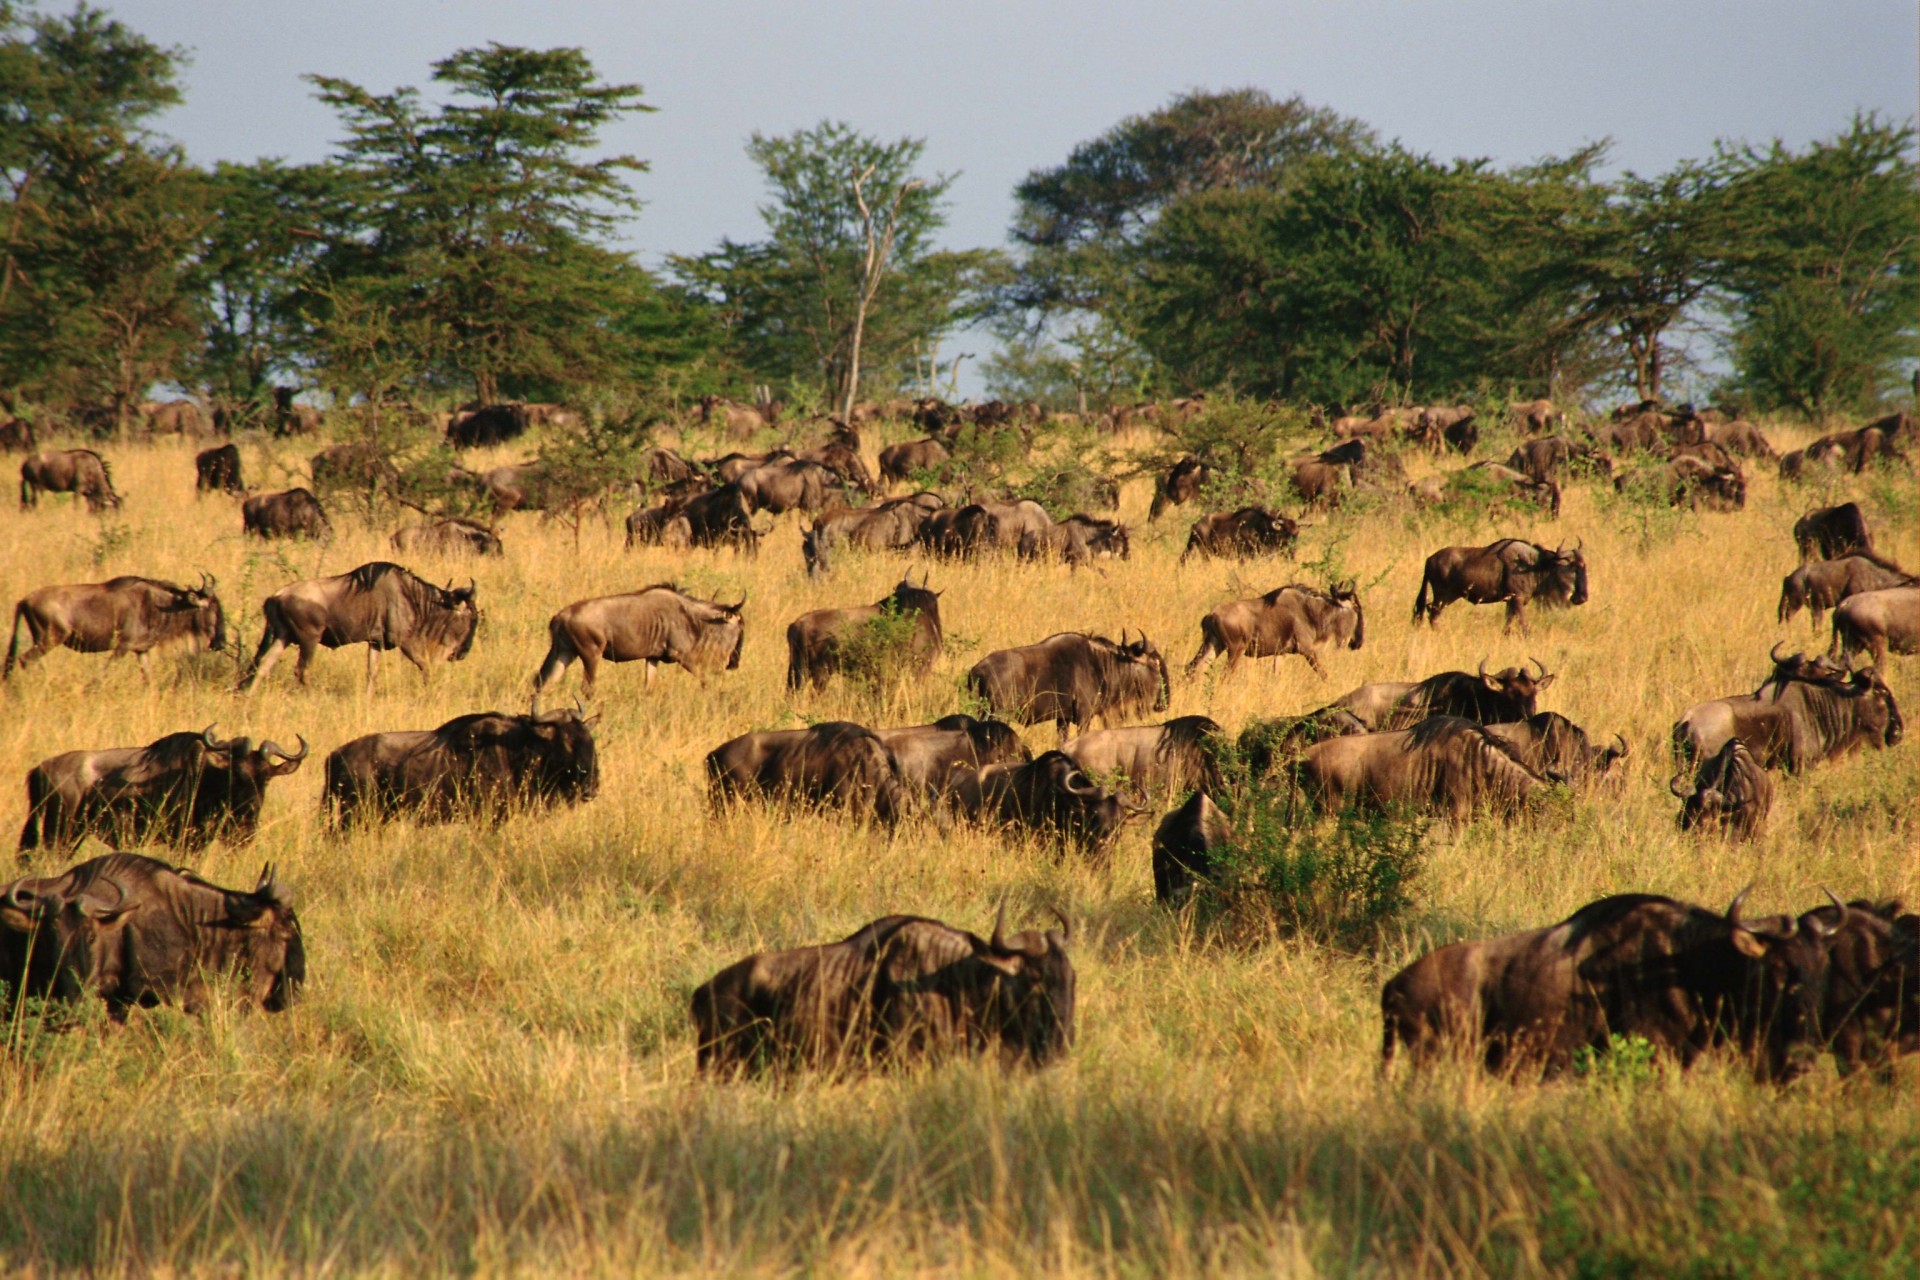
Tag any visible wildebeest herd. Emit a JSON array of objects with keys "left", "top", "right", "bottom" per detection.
[{"left": 2, "top": 404, "right": 1915, "bottom": 1087}]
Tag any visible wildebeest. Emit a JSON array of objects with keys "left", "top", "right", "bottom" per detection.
[
  {"left": 20, "top": 449, "right": 120, "bottom": 512},
  {"left": 878, "top": 436, "right": 950, "bottom": 485},
  {"left": 1185, "top": 582, "right": 1364, "bottom": 678},
  {"left": 705, "top": 721, "right": 907, "bottom": 826},
  {"left": 475, "top": 462, "right": 546, "bottom": 513},
  {"left": 1413, "top": 539, "right": 1588, "bottom": 634},
  {"left": 737, "top": 457, "right": 845, "bottom": 514},
  {"left": 533, "top": 584, "right": 744, "bottom": 702},
  {"left": 944, "top": 499, "right": 1053, "bottom": 555},
  {"left": 1454, "top": 462, "right": 1563, "bottom": 518},
  {"left": 1509, "top": 399, "right": 1563, "bottom": 435},
  {"left": 18, "top": 725, "right": 307, "bottom": 854},
  {"left": 195, "top": 444, "right": 243, "bottom": 495},
  {"left": 1662, "top": 456, "right": 1746, "bottom": 511},
  {"left": 1180, "top": 506, "right": 1299, "bottom": 562},
  {"left": 1150, "top": 456, "right": 1214, "bottom": 521},
  {"left": 689, "top": 907, "right": 1074, "bottom": 1077},
  {"left": 697, "top": 395, "right": 779, "bottom": 436},
  {"left": 6, "top": 574, "right": 225, "bottom": 679},
  {"left": 967, "top": 631, "right": 1169, "bottom": 738},
  {"left": 1061, "top": 715, "right": 1224, "bottom": 800},
  {"left": 1334, "top": 659, "right": 1557, "bottom": 732},
  {"left": 786, "top": 577, "right": 940, "bottom": 691},
  {"left": 0, "top": 416, "right": 35, "bottom": 453},
  {"left": 446, "top": 401, "right": 529, "bottom": 448},
  {"left": 1673, "top": 663, "right": 1902, "bottom": 772},
  {"left": 391, "top": 516, "right": 502, "bottom": 557},
  {"left": 810, "top": 492, "right": 944, "bottom": 556},
  {"left": 241, "top": 562, "right": 479, "bottom": 692},
  {"left": 955, "top": 751, "right": 1130, "bottom": 854},
  {"left": 1411, "top": 404, "right": 1476, "bottom": 452},
  {"left": 1802, "top": 897, "right": 1918, "bottom": 1076},
  {"left": 1481, "top": 713, "right": 1628, "bottom": 787},
  {"left": 871, "top": 715, "right": 1030, "bottom": 806},
  {"left": 1379, "top": 890, "right": 1837, "bottom": 1081},
  {"left": 1777, "top": 554, "right": 1915, "bottom": 627},
  {"left": 1670, "top": 738, "right": 1771, "bottom": 840},
  {"left": 324, "top": 707, "right": 599, "bottom": 829},
  {"left": 1152, "top": 790, "right": 1230, "bottom": 902},
  {"left": 242, "top": 488, "right": 332, "bottom": 540},
  {"left": 309, "top": 443, "right": 397, "bottom": 493},
  {"left": 679, "top": 483, "right": 761, "bottom": 553},
  {"left": 1018, "top": 514, "right": 1131, "bottom": 565},
  {"left": 625, "top": 497, "right": 695, "bottom": 550},
  {"left": 1793, "top": 502, "right": 1873, "bottom": 561},
  {"left": 0, "top": 853, "right": 303, "bottom": 1015},
  {"left": 272, "top": 386, "right": 322, "bottom": 436},
  {"left": 1290, "top": 457, "right": 1350, "bottom": 506},
  {"left": 1704, "top": 418, "right": 1776, "bottom": 460},
  {"left": 1832, "top": 586, "right": 1920, "bottom": 670},
  {"left": 1294, "top": 716, "right": 1554, "bottom": 823},
  {"left": 1506, "top": 435, "right": 1609, "bottom": 484}
]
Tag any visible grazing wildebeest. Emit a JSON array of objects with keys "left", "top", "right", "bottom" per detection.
[
  {"left": 18, "top": 725, "right": 307, "bottom": 854},
  {"left": 1590, "top": 413, "right": 1664, "bottom": 452},
  {"left": 1334, "top": 659, "right": 1556, "bottom": 732},
  {"left": 1234, "top": 707, "right": 1373, "bottom": 771},
  {"left": 195, "top": 444, "right": 243, "bottom": 495},
  {"left": 1481, "top": 713, "right": 1628, "bottom": 787},
  {"left": 241, "top": 562, "right": 479, "bottom": 692},
  {"left": 1509, "top": 399, "right": 1562, "bottom": 435},
  {"left": 272, "top": 386, "right": 321, "bottom": 436},
  {"left": 1662, "top": 456, "right": 1746, "bottom": 511},
  {"left": 1793, "top": 502, "right": 1873, "bottom": 561},
  {"left": 1456, "top": 462, "right": 1563, "bottom": 518},
  {"left": 6, "top": 574, "right": 225, "bottom": 679},
  {"left": 1673, "top": 663, "right": 1901, "bottom": 772},
  {"left": 1669, "top": 738, "right": 1771, "bottom": 840},
  {"left": 625, "top": 499, "right": 695, "bottom": 550},
  {"left": 737, "top": 457, "right": 845, "bottom": 514},
  {"left": 697, "top": 395, "right": 779, "bottom": 436},
  {"left": 1704, "top": 419, "right": 1776, "bottom": 460},
  {"left": 0, "top": 854, "right": 303, "bottom": 1015},
  {"left": 1061, "top": 715, "right": 1224, "bottom": 800},
  {"left": 955, "top": 751, "right": 1131, "bottom": 854},
  {"left": 1832, "top": 586, "right": 1920, "bottom": 670},
  {"left": 1180, "top": 506, "right": 1299, "bottom": 562},
  {"left": 324, "top": 708, "right": 599, "bottom": 829},
  {"left": 967, "top": 631, "right": 1169, "bottom": 738},
  {"left": 1290, "top": 457, "right": 1350, "bottom": 506},
  {"left": 1379, "top": 890, "right": 1836, "bottom": 1081},
  {"left": 679, "top": 483, "right": 761, "bottom": 553},
  {"left": 446, "top": 402, "right": 530, "bottom": 448},
  {"left": 946, "top": 500, "right": 1053, "bottom": 555},
  {"left": 0, "top": 416, "right": 35, "bottom": 453},
  {"left": 1411, "top": 404, "right": 1476, "bottom": 452},
  {"left": 871, "top": 715, "right": 1030, "bottom": 806},
  {"left": 242, "top": 488, "right": 332, "bottom": 540},
  {"left": 786, "top": 577, "right": 941, "bottom": 691},
  {"left": 476, "top": 463, "right": 546, "bottom": 513},
  {"left": 1185, "top": 582, "right": 1364, "bottom": 678},
  {"left": 1150, "top": 456, "right": 1215, "bottom": 521},
  {"left": 690, "top": 907, "right": 1075, "bottom": 1077},
  {"left": 707, "top": 449, "right": 789, "bottom": 484},
  {"left": 794, "top": 429, "right": 876, "bottom": 496},
  {"left": 878, "top": 436, "right": 950, "bottom": 485},
  {"left": 1152, "top": 790, "right": 1230, "bottom": 902},
  {"left": 391, "top": 516, "right": 502, "bottom": 557},
  {"left": 533, "top": 584, "right": 744, "bottom": 702},
  {"left": 1801, "top": 897, "right": 1918, "bottom": 1077},
  {"left": 1506, "top": 435, "right": 1610, "bottom": 484},
  {"left": 705, "top": 721, "right": 907, "bottom": 826},
  {"left": 639, "top": 446, "right": 703, "bottom": 489},
  {"left": 20, "top": 449, "right": 120, "bottom": 512},
  {"left": 1018, "top": 514, "right": 1131, "bottom": 565},
  {"left": 813, "top": 492, "right": 945, "bottom": 553},
  {"left": 1294, "top": 716, "right": 1554, "bottom": 823},
  {"left": 1777, "top": 554, "right": 1915, "bottom": 626},
  {"left": 1413, "top": 539, "right": 1588, "bottom": 634},
  {"left": 308, "top": 442, "right": 397, "bottom": 494}
]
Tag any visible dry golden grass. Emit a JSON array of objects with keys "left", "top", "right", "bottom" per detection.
[{"left": 0, "top": 416, "right": 1914, "bottom": 1276}]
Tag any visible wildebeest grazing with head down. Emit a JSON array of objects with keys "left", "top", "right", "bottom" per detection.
[
  {"left": 1801, "top": 898, "right": 1918, "bottom": 1077},
  {"left": 706, "top": 721, "right": 907, "bottom": 826},
  {"left": 1334, "top": 658, "right": 1556, "bottom": 732},
  {"left": 967, "top": 631, "right": 1169, "bottom": 738},
  {"left": 1018, "top": 514, "right": 1131, "bottom": 566},
  {"left": 1294, "top": 716, "right": 1554, "bottom": 824},
  {"left": 533, "top": 584, "right": 744, "bottom": 703},
  {"left": 1151, "top": 790, "right": 1230, "bottom": 902},
  {"left": 1, "top": 853, "right": 304, "bottom": 1016},
  {"left": 870, "top": 715, "right": 1030, "bottom": 806},
  {"left": 690, "top": 907, "right": 1075, "bottom": 1077},
  {"left": 955, "top": 751, "right": 1131, "bottom": 854},
  {"left": 1413, "top": 539, "right": 1588, "bottom": 634},
  {"left": 20, "top": 449, "right": 120, "bottom": 512},
  {"left": 6, "top": 575, "right": 225, "bottom": 680},
  {"left": 1670, "top": 738, "right": 1771, "bottom": 840},
  {"left": 878, "top": 436, "right": 950, "bottom": 485},
  {"left": 1150, "top": 455, "right": 1214, "bottom": 521},
  {"left": 195, "top": 444, "right": 243, "bottom": 495},
  {"left": 1481, "top": 713, "right": 1628, "bottom": 788},
  {"left": 18, "top": 725, "right": 307, "bottom": 855},
  {"left": 1180, "top": 507, "right": 1299, "bottom": 562},
  {"left": 1061, "top": 715, "right": 1224, "bottom": 800},
  {"left": 1673, "top": 662, "right": 1901, "bottom": 773},
  {"left": 391, "top": 516, "right": 503, "bottom": 557},
  {"left": 1777, "top": 554, "right": 1915, "bottom": 627},
  {"left": 1793, "top": 502, "right": 1873, "bottom": 561},
  {"left": 786, "top": 577, "right": 941, "bottom": 691},
  {"left": 242, "top": 488, "right": 332, "bottom": 540},
  {"left": 678, "top": 482, "right": 761, "bottom": 553},
  {"left": 241, "top": 562, "right": 479, "bottom": 693},
  {"left": 324, "top": 707, "right": 598, "bottom": 829},
  {"left": 1831, "top": 587, "right": 1920, "bottom": 671},
  {"left": 1185, "top": 582, "right": 1364, "bottom": 678}
]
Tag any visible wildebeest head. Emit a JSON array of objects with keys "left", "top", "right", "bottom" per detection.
[
  {"left": 1116, "top": 630, "right": 1171, "bottom": 713},
  {"left": 1670, "top": 738, "right": 1758, "bottom": 832},
  {"left": 196, "top": 723, "right": 310, "bottom": 836},
  {"left": 882, "top": 576, "right": 941, "bottom": 623},
  {"left": 1479, "top": 656, "right": 1554, "bottom": 706},
  {"left": 1540, "top": 540, "right": 1587, "bottom": 606},
  {"left": 1330, "top": 579, "right": 1365, "bottom": 649},
  {"left": 1756, "top": 642, "right": 1849, "bottom": 697},
  {"left": 930, "top": 713, "right": 1027, "bottom": 764},
  {"left": 1844, "top": 665, "right": 1903, "bottom": 747},
  {"left": 801, "top": 524, "right": 830, "bottom": 578},
  {"left": 981, "top": 904, "right": 1077, "bottom": 1065},
  {"left": 223, "top": 862, "right": 307, "bottom": 1011},
  {"left": 527, "top": 706, "right": 602, "bottom": 801},
  {"left": 437, "top": 579, "right": 482, "bottom": 661},
  {"left": 167, "top": 573, "right": 227, "bottom": 654},
  {"left": 1719, "top": 887, "right": 1837, "bottom": 1082},
  {"left": 712, "top": 596, "right": 747, "bottom": 670}
]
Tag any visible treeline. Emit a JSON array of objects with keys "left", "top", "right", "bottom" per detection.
[{"left": 2, "top": 7, "right": 1914, "bottom": 431}]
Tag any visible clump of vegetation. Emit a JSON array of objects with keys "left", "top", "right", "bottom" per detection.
[
  {"left": 836, "top": 600, "right": 931, "bottom": 700},
  {"left": 1572, "top": 1034, "right": 1662, "bottom": 1088}
]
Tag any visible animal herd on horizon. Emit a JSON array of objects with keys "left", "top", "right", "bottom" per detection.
[{"left": 1, "top": 393, "right": 1915, "bottom": 1084}]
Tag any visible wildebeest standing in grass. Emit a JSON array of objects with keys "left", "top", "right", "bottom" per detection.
[
  {"left": 871, "top": 715, "right": 1030, "bottom": 807},
  {"left": 19, "top": 725, "right": 308, "bottom": 855},
  {"left": 679, "top": 483, "right": 761, "bottom": 553},
  {"left": 0, "top": 853, "right": 304, "bottom": 1016},
  {"left": 1185, "top": 582, "right": 1364, "bottom": 678},
  {"left": 0, "top": 416, "right": 35, "bottom": 453},
  {"left": 1294, "top": 716, "right": 1554, "bottom": 824},
  {"left": 1801, "top": 897, "right": 1918, "bottom": 1077},
  {"left": 241, "top": 562, "right": 479, "bottom": 693},
  {"left": 1180, "top": 507, "right": 1299, "bottom": 562},
  {"left": 1777, "top": 554, "right": 1915, "bottom": 627},
  {"left": 786, "top": 577, "right": 941, "bottom": 691},
  {"left": 1150, "top": 455, "right": 1214, "bottom": 521},
  {"left": 195, "top": 444, "right": 243, "bottom": 495},
  {"left": 6, "top": 574, "right": 225, "bottom": 680},
  {"left": 690, "top": 907, "right": 1075, "bottom": 1077},
  {"left": 242, "top": 488, "right": 332, "bottom": 540},
  {"left": 1672, "top": 663, "right": 1901, "bottom": 772},
  {"left": 736, "top": 458, "right": 845, "bottom": 515},
  {"left": 954, "top": 751, "right": 1130, "bottom": 855},
  {"left": 533, "top": 584, "right": 744, "bottom": 704},
  {"left": 705, "top": 721, "right": 907, "bottom": 826},
  {"left": 878, "top": 436, "right": 950, "bottom": 485},
  {"left": 1831, "top": 587, "right": 1919, "bottom": 671},
  {"left": 1061, "top": 715, "right": 1224, "bottom": 800},
  {"left": 391, "top": 517, "right": 502, "bottom": 557},
  {"left": 967, "top": 631, "right": 1170, "bottom": 738},
  {"left": 1669, "top": 738, "right": 1771, "bottom": 840},
  {"left": 1413, "top": 539, "right": 1588, "bottom": 634},
  {"left": 324, "top": 707, "right": 598, "bottom": 829},
  {"left": 20, "top": 449, "right": 120, "bottom": 512},
  {"left": 1793, "top": 502, "right": 1872, "bottom": 561},
  {"left": 1334, "top": 659, "right": 1556, "bottom": 732},
  {"left": 1152, "top": 790, "right": 1230, "bottom": 902},
  {"left": 1018, "top": 515, "right": 1131, "bottom": 566}
]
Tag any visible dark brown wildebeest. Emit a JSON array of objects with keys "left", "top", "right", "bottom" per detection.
[
  {"left": 0, "top": 853, "right": 303, "bottom": 1015},
  {"left": 1335, "top": 659, "right": 1557, "bottom": 732},
  {"left": 794, "top": 429, "right": 876, "bottom": 496},
  {"left": 1152, "top": 790, "right": 1229, "bottom": 902},
  {"left": 391, "top": 516, "right": 502, "bottom": 557},
  {"left": 1411, "top": 405, "right": 1475, "bottom": 452},
  {"left": 1379, "top": 890, "right": 1837, "bottom": 1081},
  {"left": 1234, "top": 707, "right": 1372, "bottom": 771},
  {"left": 736, "top": 457, "right": 845, "bottom": 514},
  {"left": 1669, "top": 738, "right": 1771, "bottom": 840},
  {"left": 533, "top": 583, "right": 744, "bottom": 702},
  {"left": 0, "top": 416, "right": 35, "bottom": 453},
  {"left": 1673, "top": 663, "right": 1901, "bottom": 772},
  {"left": 6, "top": 575, "right": 225, "bottom": 680},
  {"left": 1018, "top": 514, "right": 1131, "bottom": 566},
  {"left": 1665, "top": 456, "right": 1746, "bottom": 511},
  {"left": 689, "top": 907, "right": 1075, "bottom": 1077},
  {"left": 1185, "top": 582, "right": 1364, "bottom": 678},
  {"left": 324, "top": 707, "right": 598, "bottom": 829},
  {"left": 1800, "top": 897, "right": 1918, "bottom": 1077},
  {"left": 1413, "top": 539, "right": 1588, "bottom": 634},
  {"left": 871, "top": 715, "right": 1030, "bottom": 806},
  {"left": 272, "top": 386, "right": 321, "bottom": 436},
  {"left": 20, "top": 449, "right": 120, "bottom": 512},
  {"left": 1778, "top": 553, "right": 1915, "bottom": 626},
  {"left": 1794, "top": 502, "right": 1873, "bottom": 561},
  {"left": 706, "top": 721, "right": 907, "bottom": 826},
  {"left": 18, "top": 725, "right": 307, "bottom": 854},
  {"left": 446, "top": 402, "right": 529, "bottom": 448},
  {"left": 1061, "top": 715, "right": 1224, "bottom": 800},
  {"left": 1294, "top": 716, "right": 1554, "bottom": 823},
  {"left": 309, "top": 442, "right": 397, "bottom": 493},
  {"left": 707, "top": 449, "right": 790, "bottom": 484},
  {"left": 625, "top": 498, "right": 695, "bottom": 550},
  {"left": 1180, "top": 506, "right": 1298, "bottom": 562},
  {"left": 1290, "top": 456, "right": 1350, "bottom": 506},
  {"left": 140, "top": 399, "right": 206, "bottom": 436},
  {"left": 786, "top": 578, "right": 941, "bottom": 692},
  {"left": 1704, "top": 419, "right": 1776, "bottom": 459},
  {"left": 639, "top": 446, "right": 703, "bottom": 489},
  {"left": 1506, "top": 435, "right": 1610, "bottom": 484},
  {"left": 242, "top": 487, "right": 332, "bottom": 540},
  {"left": 195, "top": 444, "right": 243, "bottom": 495},
  {"left": 967, "top": 631, "right": 1170, "bottom": 738},
  {"left": 476, "top": 463, "right": 546, "bottom": 513},
  {"left": 1590, "top": 413, "right": 1664, "bottom": 453},
  {"left": 955, "top": 751, "right": 1131, "bottom": 854},
  {"left": 1666, "top": 439, "right": 1737, "bottom": 470},
  {"left": 1482, "top": 713, "right": 1628, "bottom": 787},
  {"left": 1832, "top": 586, "right": 1920, "bottom": 670},
  {"left": 1150, "top": 455, "right": 1215, "bottom": 521},
  {"left": 815, "top": 492, "right": 945, "bottom": 552},
  {"left": 878, "top": 436, "right": 950, "bottom": 485},
  {"left": 241, "top": 562, "right": 479, "bottom": 693},
  {"left": 679, "top": 483, "right": 760, "bottom": 553}
]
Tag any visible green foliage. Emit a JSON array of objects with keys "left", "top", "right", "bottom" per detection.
[
  {"left": 834, "top": 599, "right": 928, "bottom": 701},
  {"left": 536, "top": 407, "right": 644, "bottom": 544},
  {"left": 1571, "top": 1034, "right": 1661, "bottom": 1088}
]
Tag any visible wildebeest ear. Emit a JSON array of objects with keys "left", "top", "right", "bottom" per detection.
[
  {"left": 1534, "top": 673, "right": 1557, "bottom": 690},
  {"left": 1730, "top": 928, "right": 1768, "bottom": 960}
]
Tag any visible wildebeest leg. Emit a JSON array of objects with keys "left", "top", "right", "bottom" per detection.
[
  {"left": 293, "top": 639, "right": 319, "bottom": 686},
  {"left": 135, "top": 650, "right": 154, "bottom": 683},
  {"left": 532, "top": 640, "right": 574, "bottom": 699},
  {"left": 577, "top": 647, "right": 601, "bottom": 696},
  {"left": 1504, "top": 599, "right": 1528, "bottom": 635},
  {"left": 643, "top": 659, "right": 656, "bottom": 689},
  {"left": 1184, "top": 638, "right": 1217, "bottom": 678}
]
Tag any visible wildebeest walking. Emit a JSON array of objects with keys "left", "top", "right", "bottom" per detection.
[
  {"left": 705, "top": 721, "right": 907, "bottom": 826},
  {"left": 786, "top": 577, "right": 941, "bottom": 691},
  {"left": 690, "top": 907, "right": 1075, "bottom": 1077},
  {"left": 195, "top": 444, "right": 243, "bottom": 495},
  {"left": 1061, "top": 715, "right": 1224, "bottom": 800},
  {"left": 241, "top": 562, "right": 479, "bottom": 693},
  {"left": 1185, "top": 582, "right": 1364, "bottom": 678},
  {"left": 1793, "top": 502, "right": 1873, "bottom": 561},
  {"left": 532, "top": 584, "right": 744, "bottom": 703},
  {"left": 1294, "top": 716, "right": 1555, "bottom": 823},
  {"left": 1670, "top": 738, "right": 1771, "bottom": 840},
  {"left": 1413, "top": 539, "right": 1588, "bottom": 634},
  {"left": 6, "top": 574, "right": 225, "bottom": 680},
  {"left": 20, "top": 449, "right": 120, "bottom": 512},
  {"left": 1831, "top": 587, "right": 1919, "bottom": 670},
  {"left": 967, "top": 631, "right": 1170, "bottom": 738},
  {"left": 324, "top": 707, "right": 598, "bottom": 828},
  {"left": 242, "top": 488, "right": 332, "bottom": 540},
  {"left": 1180, "top": 507, "right": 1299, "bottom": 562},
  {"left": 1777, "top": 554, "right": 1914, "bottom": 627},
  {"left": 391, "top": 517, "right": 502, "bottom": 557}
]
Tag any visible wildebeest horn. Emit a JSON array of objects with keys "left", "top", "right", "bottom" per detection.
[
  {"left": 1770, "top": 641, "right": 1789, "bottom": 664},
  {"left": 1668, "top": 771, "right": 1692, "bottom": 798},
  {"left": 1725, "top": 884, "right": 1752, "bottom": 928},
  {"left": 1530, "top": 656, "right": 1548, "bottom": 679},
  {"left": 255, "top": 862, "right": 278, "bottom": 898},
  {"left": 7, "top": 881, "right": 44, "bottom": 912},
  {"left": 1050, "top": 906, "right": 1071, "bottom": 943},
  {"left": 202, "top": 723, "right": 222, "bottom": 749},
  {"left": 1807, "top": 886, "right": 1849, "bottom": 937},
  {"left": 573, "top": 695, "right": 586, "bottom": 719},
  {"left": 262, "top": 735, "right": 308, "bottom": 762},
  {"left": 1612, "top": 733, "right": 1629, "bottom": 758},
  {"left": 991, "top": 901, "right": 1009, "bottom": 952},
  {"left": 76, "top": 877, "right": 125, "bottom": 919},
  {"left": 197, "top": 571, "right": 212, "bottom": 593},
  {"left": 1476, "top": 657, "right": 1490, "bottom": 680}
]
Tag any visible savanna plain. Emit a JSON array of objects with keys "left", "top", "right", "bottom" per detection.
[{"left": 0, "top": 412, "right": 1915, "bottom": 1277}]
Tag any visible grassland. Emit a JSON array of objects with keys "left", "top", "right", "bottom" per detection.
[{"left": 0, "top": 412, "right": 1914, "bottom": 1276}]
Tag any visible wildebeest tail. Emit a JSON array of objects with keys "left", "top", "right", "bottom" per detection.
[
  {"left": 3, "top": 599, "right": 27, "bottom": 678},
  {"left": 17, "top": 767, "right": 47, "bottom": 850},
  {"left": 1412, "top": 571, "right": 1431, "bottom": 624}
]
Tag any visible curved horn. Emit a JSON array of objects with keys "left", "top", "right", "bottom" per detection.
[
  {"left": 573, "top": 695, "right": 586, "bottom": 719},
  {"left": 198, "top": 571, "right": 212, "bottom": 593},
  {"left": 262, "top": 735, "right": 309, "bottom": 762},
  {"left": 77, "top": 877, "right": 125, "bottom": 919},
  {"left": 202, "top": 723, "right": 222, "bottom": 749},
  {"left": 1807, "top": 886, "right": 1850, "bottom": 938},
  {"left": 1531, "top": 656, "right": 1548, "bottom": 679},
  {"left": 7, "top": 881, "right": 43, "bottom": 912},
  {"left": 1574, "top": 535, "right": 1583, "bottom": 553},
  {"left": 991, "top": 902, "right": 1009, "bottom": 952},
  {"left": 1050, "top": 906, "right": 1071, "bottom": 944},
  {"left": 1477, "top": 657, "right": 1490, "bottom": 680},
  {"left": 1770, "top": 640, "right": 1789, "bottom": 664},
  {"left": 1669, "top": 771, "right": 1693, "bottom": 798},
  {"left": 466, "top": 577, "right": 478, "bottom": 595},
  {"left": 1726, "top": 884, "right": 1752, "bottom": 928},
  {"left": 1612, "top": 733, "right": 1630, "bottom": 759}
]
